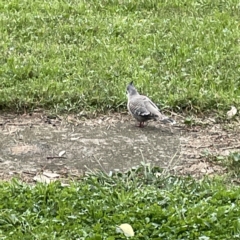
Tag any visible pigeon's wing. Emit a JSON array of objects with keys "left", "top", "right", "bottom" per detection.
[
  {"left": 142, "top": 96, "right": 160, "bottom": 113},
  {"left": 141, "top": 96, "right": 176, "bottom": 124},
  {"left": 128, "top": 95, "right": 158, "bottom": 119},
  {"left": 128, "top": 94, "right": 176, "bottom": 124}
]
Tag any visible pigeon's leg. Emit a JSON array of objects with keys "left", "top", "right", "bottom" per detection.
[
  {"left": 137, "top": 122, "right": 144, "bottom": 128},
  {"left": 136, "top": 122, "right": 141, "bottom": 127}
]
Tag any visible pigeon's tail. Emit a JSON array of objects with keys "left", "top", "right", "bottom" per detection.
[{"left": 158, "top": 115, "right": 176, "bottom": 125}]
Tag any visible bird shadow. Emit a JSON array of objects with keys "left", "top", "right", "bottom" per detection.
[{"left": 130, "top": 124, "right": 175, "bottom": 136}]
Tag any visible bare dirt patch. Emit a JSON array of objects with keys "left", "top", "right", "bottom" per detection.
[
  {"left": 178, "top": 120, "right": 240, "bottom": 177},
  {"left": 0, "top": 112, "right": 239, "bottom": 182}
]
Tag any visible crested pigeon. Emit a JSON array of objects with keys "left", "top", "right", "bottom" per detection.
[{"left": 126, "top": 81, "right": 176, "bottom": 127}]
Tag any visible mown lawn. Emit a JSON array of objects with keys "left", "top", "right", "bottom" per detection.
[
  {"left": 0, "top": 169, "right": 240, "bottom": 239},
  {"left": 0, "top": 0, "right": 239, "bottom": 113},
  {"left": 0, "top": 1, "right": 240, "bottom": 239}
]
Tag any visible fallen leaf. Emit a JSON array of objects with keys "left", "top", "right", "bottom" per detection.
[
  {"left": 33, "top": 175, "right": 53, "bottom": 184},
  {"left": 61, "top": 183, "right": 70, "bottom": 187},
  {"left": 70, "top": 137, "right": 79, "bottom": 141},
  {"left": 43, "top": 171, "right": 60, "bottom": 178},
  {"left": 116, "top": 223, "right": 134, "bottom": 237},
  {"left": 227, "top": 106, "right": 237, "bottom": 118},
  {"left": 59, "top": 150, "right": 66, "bottom": 157}
]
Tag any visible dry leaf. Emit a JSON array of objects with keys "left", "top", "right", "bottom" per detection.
[
  {"left": 61, "top": 183, "right": 70, "bottom": 187},
  {"left": 33, "top": 175, "right": 53, "bottom": 184},
  {"left": 70, "top": 137, "right": 79, "bottom": 141},
  {"left": 116, "top": 223, "right": 134, "bottom": 237},
  {"left": 59, "top": 150, "right": 66, "bottom": 157},
  {"left": 43, "top": 171, "right": 60, "bottom": 178},
  {"left": 227, "top": 106, "right": 237, "bottom": 118}
]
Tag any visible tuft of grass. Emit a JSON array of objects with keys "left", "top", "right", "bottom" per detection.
[
  {"left": 0, "top": 0, "right": 239, "bottom": 113},
  {"left": 207, "top": 151, "right": 240, "bottom": 177},
  {"left": 0, "top": 166, "right": 240, "bottom": 239}
]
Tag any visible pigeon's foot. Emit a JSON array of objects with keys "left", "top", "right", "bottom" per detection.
[{"left": 136, "top": 122, "right": 144, "bottom": 128}]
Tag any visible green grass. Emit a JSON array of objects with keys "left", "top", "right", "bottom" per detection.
[
  {"left": 0, "top": 167, "right": 240, "bottom": 239},
  {"left": 1, "top": 2, "right": 239, "bottom": 238},
  {"left": 0, "top": 0, "right": 239, "bottom": 113},
  {"left": 205, "top": 151, "right": 240, "bottom": 178}
]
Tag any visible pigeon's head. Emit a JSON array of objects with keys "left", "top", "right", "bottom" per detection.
[{"left": 126, "top": 81, "right": 138, "bottom": 97}]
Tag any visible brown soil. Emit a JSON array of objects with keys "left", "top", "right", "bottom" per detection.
[{"left": 0, "top": 112, "right": 239, "bottom": 183}]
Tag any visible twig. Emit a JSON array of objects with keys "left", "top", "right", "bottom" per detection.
[
  {"left": 94, "top": 155, "right": 106, "bottom": 173},
  {"left": 188, "top": 144, "right": 240, "bottom": 150},
  {"left": 221, "top": 145, "right": 240, "bottom": 150},
  {"left": 163, "top": 110, "right": 185, "bottom": 119},
  {"left": 46, "top": 156, "right": 67, "bottom": 159},
  {"left": 22, "top": 171, "right": 36, "bottom": 175},
  {"left": 163, "top": 142, "right": 182, "bottom": 175},
  {"left": 0, "top": 120, "right": 10, "bottom": 126},
  {"left": 188, "top": 144, "right": 213, "bottom": 149},
  {"left": 139, "top": 149, "right": 145, "bottom": 163},
  {"left": 4, "top": 123, "right": 35, "bottom": 126}
]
